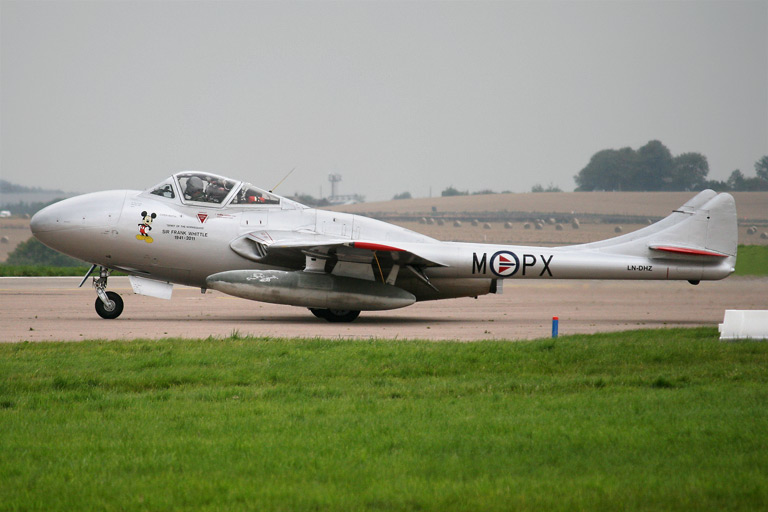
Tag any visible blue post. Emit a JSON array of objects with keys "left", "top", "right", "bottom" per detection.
[{"left": 552, "top": 316, "right": 559, "bottom": 338}]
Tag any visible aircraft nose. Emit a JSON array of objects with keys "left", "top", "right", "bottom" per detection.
[
  {"left": 30, "top": 202, "right": 62, "bottom": 234},
  {"left": 31, "top": 191, "right": 127, "bottom": 236},
  {"left": 30, "top": 191, "right": 129, "bottom": 259}
]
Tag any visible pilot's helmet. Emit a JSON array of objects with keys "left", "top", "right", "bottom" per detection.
[{"left": 187, "top": 176, "right": 204, "bottom": 192}]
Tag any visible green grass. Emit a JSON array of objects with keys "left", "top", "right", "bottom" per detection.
[
  {"left": 0, "top": 264, "right": 95, "bottom": 276},
  {"left": 734, "top": 244, "right": 768, "bottom": 276},
  {"left": 0, "top": 265, "right": 127, "bottom": 277},
  {"left": 1, "top": 328, "right": 767, "bottom": 511}
]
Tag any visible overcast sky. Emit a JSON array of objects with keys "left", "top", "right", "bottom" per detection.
[{"left": 1, "top": 0, "right": 766, "bottom": 201}]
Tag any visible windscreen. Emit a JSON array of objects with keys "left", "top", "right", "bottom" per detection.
[{"left": 147, "top": 178, "right": 176, "bottom": 199}]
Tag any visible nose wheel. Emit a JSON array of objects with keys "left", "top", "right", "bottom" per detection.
[
  {"left": 95, "top": 291, "right": 124, "bottom": 319},
  {"left": 90, "top": 266, "right": 124, "bottom": 319}
]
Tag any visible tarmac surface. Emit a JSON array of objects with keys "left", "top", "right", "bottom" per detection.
[{"left": 2, "top": 276, "right": 766, "bottom": 342}]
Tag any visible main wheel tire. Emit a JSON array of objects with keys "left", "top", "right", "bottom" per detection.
[
  {"left": 309, "top": 308, "right": 361, "bottom": 322},
  {"left": 309, "top": 308, "right": 330, "bottom": 320},
  {"left": 95, "top": 291, "right": 124, "bottom": 319},
  {"left": 323, "top": 309, "right": 361, "bottom": 323}
]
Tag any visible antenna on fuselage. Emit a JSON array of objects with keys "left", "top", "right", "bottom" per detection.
[{"left": 270, "top": 167, "right": 296, "bottom": 193}]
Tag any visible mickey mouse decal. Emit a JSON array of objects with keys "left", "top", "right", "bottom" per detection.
[{"left": 136, "top": 211, "right": 157, "bottom": 243}]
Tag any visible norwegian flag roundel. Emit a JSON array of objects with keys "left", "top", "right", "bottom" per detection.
[{"left": 490, "top": 250, "right": 519, "bottom": 277}]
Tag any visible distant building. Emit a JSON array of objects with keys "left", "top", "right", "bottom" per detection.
[{"left": 326, "top": 173, "right": 363, "bottom": 205}]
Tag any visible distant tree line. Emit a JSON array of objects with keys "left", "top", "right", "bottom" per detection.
[
  {"left": 575, "top": 141, "right": 768, "bottom": 192},
  {"left": 0, "top": 180, "right": 65, "bottom": 195},
  {"left": 5, "top": 238, "right": 83, "bottom": 267},
  {"left": 531, "top": 183, "right": 562, "bottom": 193},
  {"left": 1, "top": 199, "right": 62, "bottom": 217},
  {"left": 392, "top": 185, "right": 558, "bottom": 200},
  {"left": 439, "top": 187, "right": 513, "bottom": 197},
  {"left": 287, "top": 193, "right": 331, "bottom": 207},
  {"left": 721, "top": 160, "right": 768, "bottom": 191}
]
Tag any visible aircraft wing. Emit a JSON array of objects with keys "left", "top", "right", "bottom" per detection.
[{"left": 230, "top": 230, "right": 447, "bottom": 269}]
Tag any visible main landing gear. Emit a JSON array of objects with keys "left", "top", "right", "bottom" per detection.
[
  {"left": 85, "top": 265, "right": 124, "bottom": 319},
  {"left": 309, "top": 308, "right": 361, "bottom": 323}
]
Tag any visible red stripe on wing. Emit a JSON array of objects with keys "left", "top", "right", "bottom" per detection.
[{"left": 352, "top": 242, "right": 406, "bottom": 252}]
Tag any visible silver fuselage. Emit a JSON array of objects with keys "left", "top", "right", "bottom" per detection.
[{"left": 31, "top": 182, "right": 737, "bottom": 307}]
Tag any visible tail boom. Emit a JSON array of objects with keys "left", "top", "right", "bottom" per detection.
[
  {"left": 416, "top": 190, "right": 738, "bottom": 283},
  {"left": 426, "top": 247, "right": 735, "bottom": 282}
]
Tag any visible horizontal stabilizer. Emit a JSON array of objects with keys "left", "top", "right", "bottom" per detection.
[{"left": 648, "top": 245, "right": 729, "bottom": 258}]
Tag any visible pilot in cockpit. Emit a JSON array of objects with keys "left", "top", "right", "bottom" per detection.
[
  {"left": 206, "top": 178, "right": 230, "bottom": 202},
  {"left": 185, "top": 176, "right": 207, "bottom": 201}
]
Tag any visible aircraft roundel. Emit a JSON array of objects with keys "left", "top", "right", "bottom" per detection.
[{"left": 490, "top": 250, "right": 519, "bottom": 277}]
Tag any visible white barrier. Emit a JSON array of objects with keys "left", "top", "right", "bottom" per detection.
[{"left": 719, "top": 310, "right": 768, "bottom": 340}]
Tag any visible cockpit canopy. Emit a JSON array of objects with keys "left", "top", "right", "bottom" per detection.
[
  {"left": 177, "top": 173, "right": 237, "bottom": 204},
  {"left": 146, "top": 172, "right": 283, "bottom": 207}
]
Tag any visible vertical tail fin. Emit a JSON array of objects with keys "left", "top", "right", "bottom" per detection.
[
  {"left": 576, "top": 190, "right": 738, "bottom": 260},
  {"left": 647, "top": 192, "right": 737, "bottom": 258}
]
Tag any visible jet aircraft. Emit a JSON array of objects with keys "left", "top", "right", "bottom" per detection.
[{"left": 30, "top": 171, "right": 737, "bottom": 322}]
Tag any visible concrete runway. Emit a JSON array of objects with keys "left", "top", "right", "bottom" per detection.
[{"left": 2, "top": 276, "right": 766, "bottom": 342}]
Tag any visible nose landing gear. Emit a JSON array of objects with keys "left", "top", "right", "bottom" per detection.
[
  {"left": 88, "top": 266, "right": 124, "bottom": 319},
  {"left": 95, "top": 290, "right": 124, "bottom": 319}
]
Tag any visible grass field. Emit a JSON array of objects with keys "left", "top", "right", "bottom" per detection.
[
  {"left": 734, "top": 245, "right": 768, "bottom": 276},
  {"left": 1, "top": 329, "right": 766, "bottom": 511},
  {"left": 0, "top": 264, "right": 95, "bottom": 277}
]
